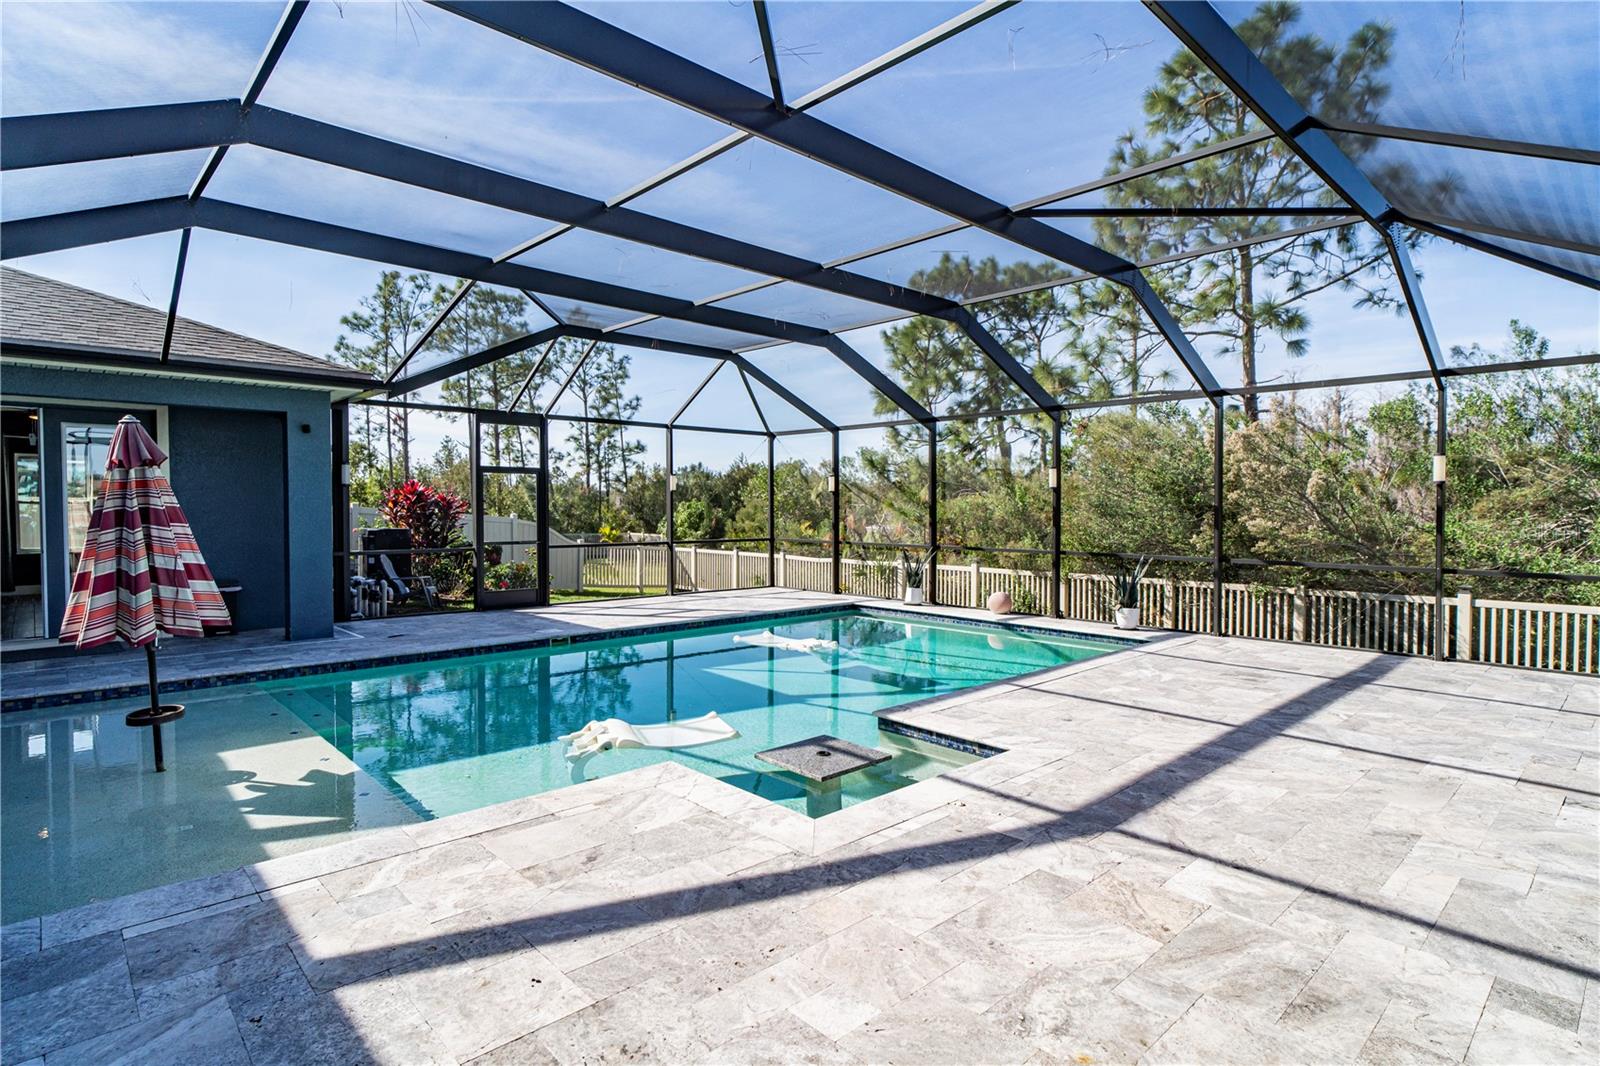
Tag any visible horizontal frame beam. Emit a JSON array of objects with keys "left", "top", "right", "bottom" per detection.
[
  {"left": 942, "top": 305, "right": 1059, "bottom": 412},
  {"left": 0, "top": 99, "right": 244, "bottom": 170},
  {"left": 489, "top": 2, "right": 1016, "bottom": 289},
  {"left": 1021, "top": 205, "right": 1353, "bottom": 218},
  {"left": 1313, "top": 118, "right": 1600, "bottom": 167},
  {"left": 189, "top": 0, "right": 308, "bottom": 202},
  {"left": 387, "top": 326, "right": 565, "bottom": 394},
  {"left": 768, "top": 350, "right": 1600, "bottom": 435},
  {"left": 1403, "top": 216, "right": 1600, "bottom": 291},
  {"left": 361, "top": 396, "right": 770, "bottom": 437},
  {"left": 437, "top": 0, "right": 1223, "bottom": 399},
  {"left": 1401, "top": 210, "right": 1600, "bottom": 260},
  {"left": 819, "top": 335, "right": 933, "bottom": 424},
  {"left": 3, "top": 197, "right": 845, "bottom": 347},
  {"left": 192, "top": 203, "right": 833, "bottom": 344},
  {"left": 1143, "top": 1, "right": 1392, "bottom": 224},
  {"left": 0, "top": 197, "right": 192, "bottom": 259},
  {"left": 388, "top": 320, "right": 836, "bottom": 432},
  {"left": 669, "top": 362, "right": 725, "bottom": 426},
  {"left": 242, "top": 107, "right": 957, "bottom": 318},
  {"left": 4, "top": 101, "right": 962, "bottom": 322},
  {"left": 1011, "top": 129, "right": 1280, "bottom": 211}
]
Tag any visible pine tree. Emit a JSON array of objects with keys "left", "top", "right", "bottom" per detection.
[
  {"left": 333, "top": 271, "right": 437, "bottom": 484},
  {"left": 429, "top": 284, "right": 552, "bottom": 468},
  {"left": 1099, "top": 1, "right": 1419, "bottom": 419}
]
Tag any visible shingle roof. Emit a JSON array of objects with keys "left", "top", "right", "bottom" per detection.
[{"left": 0, "top": 267, "right": 375, "bottom": 385}]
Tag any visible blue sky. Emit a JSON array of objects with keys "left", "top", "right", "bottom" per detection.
[{"left": 5, "top": 1, "right": 1597, "bottom": 463}]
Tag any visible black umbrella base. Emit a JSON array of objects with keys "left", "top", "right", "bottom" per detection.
[{"left": 126, "top": 705, "right": 185, "bottom": 772}]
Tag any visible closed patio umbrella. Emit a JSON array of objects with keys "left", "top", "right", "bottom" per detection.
[{"left": 59, "top": 415, "right": 231, "bottom": 771}]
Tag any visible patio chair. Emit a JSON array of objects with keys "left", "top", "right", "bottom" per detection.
[{"left": 376, "top": 553, "right": 439, "bottom": 609}]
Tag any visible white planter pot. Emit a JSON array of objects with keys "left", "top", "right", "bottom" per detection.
[
  {"left": 904, "top": 587, "right": 925, "bottom": 605},
  {"left": 1115, "top": 606, "right": 1140, "bottom": 630}
]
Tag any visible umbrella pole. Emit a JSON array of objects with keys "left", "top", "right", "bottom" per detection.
[{"left": 146, "top": 644, "right": 166, "bottom": 772}]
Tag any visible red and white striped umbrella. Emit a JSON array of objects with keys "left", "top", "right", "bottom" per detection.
[{"left": 59, "top": 415, "right": 230, "bottom": 649}]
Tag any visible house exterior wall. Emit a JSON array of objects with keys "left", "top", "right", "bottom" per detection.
[
  {"left": 0, "top": 361, "right": 334, "bottom": 640},
  {"left": 167, "top": 408, "right": 287, "bottom": 633}
]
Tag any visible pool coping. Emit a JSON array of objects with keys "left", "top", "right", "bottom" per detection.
[{"left": 1, "top": 597, "right": 1145, "bottom": 714}]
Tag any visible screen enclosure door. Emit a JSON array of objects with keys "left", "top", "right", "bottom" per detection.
[{"left": 471, "top": 412, "right": 546, "bottom": 609}]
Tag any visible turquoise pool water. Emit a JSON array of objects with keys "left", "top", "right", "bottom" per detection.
[
  {"left": 260, "top": 611, "right": 1119, "bottom": 821},
  {"left": 1, "top": 610, "right": 1121, "bottom": 919}
]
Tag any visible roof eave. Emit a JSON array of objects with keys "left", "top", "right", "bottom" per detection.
[{"left": 0, "top": 339, "right": 378, "bottom": 396}]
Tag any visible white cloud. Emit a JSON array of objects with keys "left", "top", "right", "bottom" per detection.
[{"left": 0, "top": 1, "right": 278, "bottom": 115}]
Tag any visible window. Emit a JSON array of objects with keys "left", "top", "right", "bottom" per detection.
[
  {"left": 63, "top": 423, "right": 115, "bottom": 578},
  {"left": 13, "top": 454, "right": 40, "bottom": 553}
]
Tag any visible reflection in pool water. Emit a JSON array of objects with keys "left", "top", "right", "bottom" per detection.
[{"left": 1, "top": 610, "right": 1121, "bottom": 920}]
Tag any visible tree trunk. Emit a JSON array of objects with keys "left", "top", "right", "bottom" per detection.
[
  {"left": 1129, "top": 325, "right": 1141, "bottom": 404},
  {"left": 995, "top": 423, "right": 1013, "bottom": 478},
  {"left": 399, "top": 407, "right": 410, "bottom": 481},
  {"left": 1239, "top": 244, "right": 1259, "bottom": 422}
]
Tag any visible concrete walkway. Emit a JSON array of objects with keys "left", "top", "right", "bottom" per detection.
[{"left": 1, "top": 605, "right": 1596, "bottom": 1064}]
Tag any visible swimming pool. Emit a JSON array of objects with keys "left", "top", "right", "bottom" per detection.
[{"left": 1, "top": 609, "right": 1124, "bottom": 920}]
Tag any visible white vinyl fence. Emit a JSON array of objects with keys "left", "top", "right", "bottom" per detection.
[
  {"left": 352, "top": 506, "right": 537, "bottom": 564},
  {"left": 350, "top": 510, "right": 1597, "bottom": 673},
  {"left": 767, "top": 551, "right": 1597, "bottom": 675}
]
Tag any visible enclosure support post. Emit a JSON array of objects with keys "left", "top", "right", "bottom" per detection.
[
  {"left": 665, "top": 427, "right": 676, "bottom": 596},
  {"left": 468, "top": 413, "right": 483, "bottom": 611},
  {"left": 1212, "top": 401, "right": 1225, "bottom": 636},
  {"left": 536, "top": 414, "right": 550, "bottom": 607},
  {"left": 159, "top": 228, "right": 191, "bottom": 363},
  {"left": 331, "top": 402, "right": 351, "bottom": 623},
  {"left": 831, "top": 430, "right": 842, "bottom": 595},
  {"left": 1435, "top": 383, "right": 1448, "bottom": 659},
  {"left": 767, "top": 433, "right": 776, "bottom": 589},
  {"left": 926, "top": 423, "right": 938, "bottom": 605},
  {"left": 1051, "top": 415, "right": 1063, "bottom": 619}
]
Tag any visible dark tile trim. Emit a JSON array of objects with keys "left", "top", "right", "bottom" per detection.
[
  {"left": 877, "top": 718, "right": 1006, "bottom": 758},
  {"left": 862, "top": 605, "right": 1144, "bottom": 648}
]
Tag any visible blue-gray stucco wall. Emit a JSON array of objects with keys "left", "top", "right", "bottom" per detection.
[
  {"left": 2, "top": 363, "right": 334, "bottom": 640},
  {"left": 168, "top": 407, "right": 287, "bottom": 632}
]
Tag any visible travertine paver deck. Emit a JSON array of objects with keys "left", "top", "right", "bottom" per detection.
[{"left": 2, "top": 606, "right": 1596, "bottom": 1065}]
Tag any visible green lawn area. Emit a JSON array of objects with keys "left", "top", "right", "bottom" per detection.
[{"left": 550, "top": 586, "right": 669, "bottom": 604}]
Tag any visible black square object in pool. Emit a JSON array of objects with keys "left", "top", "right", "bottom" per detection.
[{"left": 756, "top": 734, "right": 891, "bottom": 782}]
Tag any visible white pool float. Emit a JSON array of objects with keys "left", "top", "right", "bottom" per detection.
[
  {"left": 732, "top": 630, "right": 838, "bottom": 652},
  {"left": 559, "top": 711, "right": 739, "bottom": 759}
]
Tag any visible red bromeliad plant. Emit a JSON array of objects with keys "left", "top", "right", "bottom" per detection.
[{"left": 379, "top": 479, "right": 469, "bottom": 549}]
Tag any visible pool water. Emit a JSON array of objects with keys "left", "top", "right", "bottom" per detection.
[{"left": 1, "top": 610, "right": 1121, "bottom": 919}]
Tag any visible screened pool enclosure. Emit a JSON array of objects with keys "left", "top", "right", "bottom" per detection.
[{"left": 3, "top": 1, "right": 1597, "bottom": 669}]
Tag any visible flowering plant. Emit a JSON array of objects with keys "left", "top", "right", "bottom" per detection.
[
  {"left": 484, "top": 560, "right": 537, "bottom": 591},
  {"left": 379, "top": 480, "right": 468, "bottom": 549}
]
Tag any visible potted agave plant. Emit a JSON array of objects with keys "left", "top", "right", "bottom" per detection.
[
  {"left": 900, "top": 549, "right": 932, "bottom": 605},
  {"left": 1109, "top": 556, "right": 1152, "bottom": 629}
]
